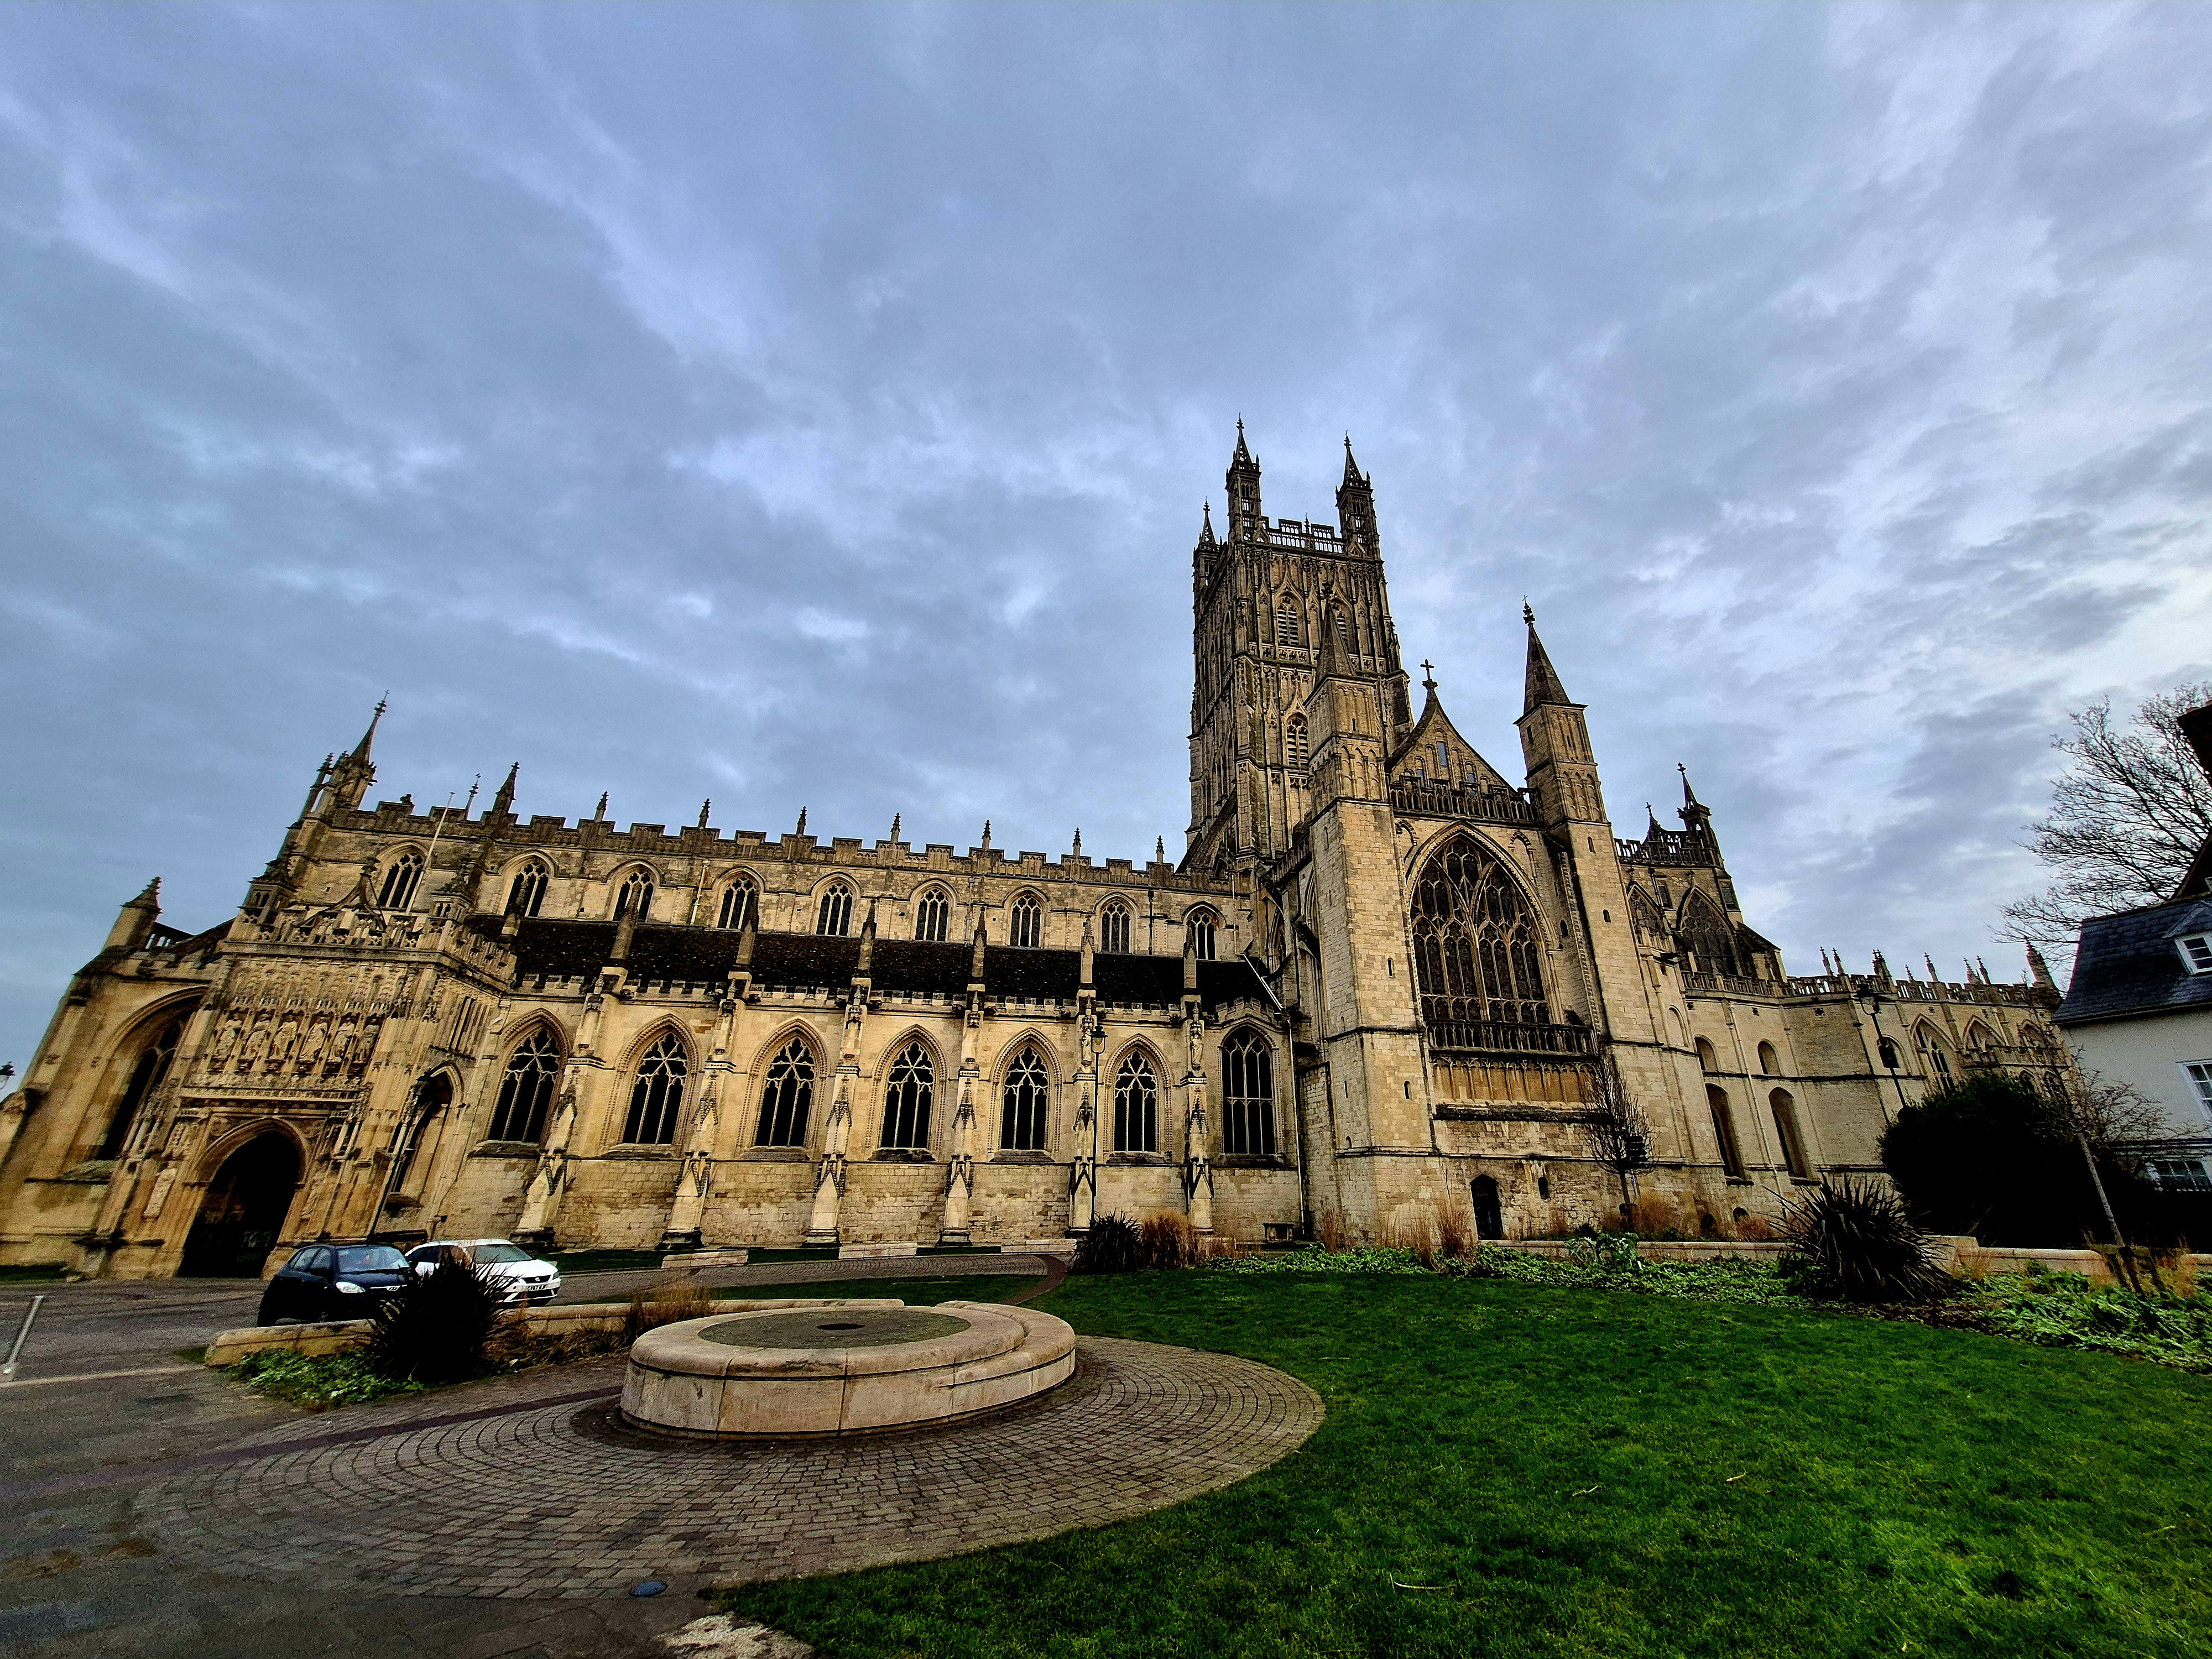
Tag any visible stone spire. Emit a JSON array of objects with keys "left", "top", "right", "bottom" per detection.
[
  {"left": 1336, "top": 433, "right": 1379, "bottom": 555},
  {"left": 327, "top": 697, "right": 387, "bottom": 812},
  {"left": 697, "top": 799, "right": 712, "bottom": 830},
  {"left": 1225, "top": 420, "right": 1262, "bottom": 540},
  {"left": 2026, "top": 942, "right": 2058, "bottom": 992},
  {"left": 490, "top": 762, "right": 519, "bottom": 818},
  {"left": 1522, "top": 605, "right": 1572, "bottom": 712}
]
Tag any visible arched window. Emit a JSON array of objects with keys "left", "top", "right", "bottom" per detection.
[
  {"left": 487, "top": 1029, "right": 560, "bottom": 1143},
  {"left": 377, "top": 850, "right": 424, "bottom": 910},
  {"left": 1676, "top": 893, "right": 1746, "bottom": 977},
  {"left": 614, "top": 867, "right": 654, "bottom": 920},
  {"left": 1877, "top": 1035, "right": 1902, "bottom": 1070},
  {"left": 816, "top": 881, "right": 853, "bottom": 936},
  {"left": 1770, "top": 1088, "right": 1811, "bottom": 1178},
  {"left": 1000, "top": 1048, "right": 1050, "bottom": 1150},
  {"left": 1964, "top": 1021, "right": 1996, "bottom": 1052},
  {"left": 1187, "top": 910, "right": 1218, "bottom": 961},
  {"left": 755, "top": 1037, "right": 814, "bottom": 1147},
  {"left": 1099, "top": 900, "right": 1133, "bottom": 956},
  {"left": 1756, "top": 1041, "right": 1778, "bottom": 1076},
  {"left": 622, "top": 1033, "right": 686, "bottom": 1144},
  {"left": 1707, "top": 1084, "right": 1745, "bottom": 1178},
  {"left": 1285, "top": 714, "right": 1310, "bottom": 771},
  {"left": 1113, "top": 1052, "right": 1157, "bottom": 1153},
  {"left": 914, "top": 887, "right": 951, "bottom": 943},
  {"left": 1694, "top": 1036, "right": 1719, "bottom": 1072},
  {"left": 506, "top": 860, "right": 549, "bottom": 919},
  {"left": 716, "top": 875, "right": 757, "bottom": 931},
  {"left": 880, "top": 1041, "right": 933, "bottom": 1149},
  {"left": 390, "top": 1073, "right": 451, "bottom": 1191},
  {"left": 1915, "top": 1025, "right": 1955, "bottom": 1085},
  {"left": 98, "top": 1013, "right": 185, "bottom": 1159},
  {"left": 1333, "top": 604, "right": 1352, "bottom": 652},
  {"left": 1410, "top": 834, "right": 1547, "bottom": 1044},
  {"left": 1275, "top": 598, "right": 1302, "bottom": 646},
  {"left": 1010, "top": 893, "right": 1043, "bottom": 950},
  {"left": 1222, "top": 1030, "right": 1276, "bottom": 1155}
]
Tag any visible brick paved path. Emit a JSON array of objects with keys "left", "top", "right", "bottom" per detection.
[{"left": 135, "top": 1338, "right": 1321, "bottom": 1599}]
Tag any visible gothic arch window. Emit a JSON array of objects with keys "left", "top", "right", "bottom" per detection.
[
  {"left": 1187, "top": 909, "right": 1218, "bottom": 961},
  {"left": 506, "top": 859, "right": 549, "bottom": 919},
  {"left": 755, "top": 1037, "right": 815, "bottom": 1147},
  {"left": 1676, "top": 893, "right": 1745, "bottom": 978},
  {"left": 1333, "top": 604, "right": 1352, "bottom": 652},
  {"left": 1877, "top": 1035, "right": 1902, "bottom": 1070},
  {"left": 1009, "top": 892, "right": 1044, "bottom": 950},
  {"left": 1099, "top": 900, "right": 1133, "bottom": 956},
  {"left": 716, "top": 874, "right": 758, "bottom": 931},
  {"left": 1964, "top": 1021, "right": 1996, "bottom": 1052},
  {"left": 880, "top": 1040, "right": 934, "bottom": 1150},
  {"left": 914, "top": 887, "right": 952, "bottom": 943},
  {"left": 816, "top": 881, "right": 854, "bottom": 937},
  {"left": 1285, "top": 714, "right": 1310, "bottom": 771},
  {"left": 1707, "top": 1084, "right": 1745, "bottom": 1178},
  {"left": 98, "top": 1011, "right": 187, "bottom": 1159},
  {"left": 1410, "top": 834, "right": 1547, "bottom": 1044},
  {"left": 1221, "top": 1029, "right": 1276, "bottom": 1155},
  {"left": 1770, "top": 1087, "right": 1811, "bottom": 1178},
  {"left": 614, "top": 867, "right": 655, "bottom": 921},
  {"left": 1756, "top": 1041, "right": 1779, "bottom": 1076},
  {"left": 487, "top": 1027, "right": 561, "bottom": 1144},
  {"left": 377, "top": 849, "right": 424, "bottom": 911},
  {"left": 622, "top": 1032, "right": 687, "bottom": 1145},
  {"left": 1113, "top": 1051, "right": 1158, "bottom": 1153},
  {"left": 1000, "top": 1047, "right": 1050, "bottom": 1150},
  {"left": 389, "top": 1073, "right": 451, "bottom": 1192},
  {"left": 1694, "top": 1036, "right": 1719, "bottom": 1072},
  {"left": 1914, "top": 1024, "right": 1956, "bottom": 1086},
  {"left": 1274, "top": 597, "right": 1302, "bottom": 646}
]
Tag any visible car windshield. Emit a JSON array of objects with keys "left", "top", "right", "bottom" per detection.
[
  {"left": 471, "top": 1243, "right": 532, "bottom": 1264},
  {"left": 335, "top": 1246, "right": 408, "bottom": 1272}
]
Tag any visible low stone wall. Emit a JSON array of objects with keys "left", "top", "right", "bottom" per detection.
[
  {"left": 202, "top": 1296, "right": 903, "bottom": 1368},
  {"left": 1490, "top": 1234, "right": 2210, "bottom": 1287}
]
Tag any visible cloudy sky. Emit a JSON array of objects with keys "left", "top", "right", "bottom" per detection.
[{"left": 3, "top": 3, "right": 2209, "bottom": 1066}]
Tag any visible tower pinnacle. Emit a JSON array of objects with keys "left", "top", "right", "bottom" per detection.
[{"left": 1522, "top": 609, "right": 1572, "bottom": 711}]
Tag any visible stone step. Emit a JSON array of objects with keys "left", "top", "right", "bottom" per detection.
[{"left": 837, "top": 1241, "right": 919, "bottom": 1259}]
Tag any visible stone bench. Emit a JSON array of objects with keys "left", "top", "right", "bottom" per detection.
[{"left": 660, "top": 1248, "right": 750, "bottom": 1272}]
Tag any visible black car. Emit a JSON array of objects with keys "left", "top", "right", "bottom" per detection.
[{"left": 255, "top": 1243, "right": 413, "bottom": 1324}]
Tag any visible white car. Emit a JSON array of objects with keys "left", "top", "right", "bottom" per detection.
[{"left": 404, "top": 1238, "right": 563, "bottom": 1306}]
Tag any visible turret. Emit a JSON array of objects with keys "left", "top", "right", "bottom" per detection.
[
  {"left": 1225, "top": 420, "right": 1262, "bottom": 542},
  {"left": 1335, "top": 436, "right": 1379, "bottom": 556},
  {"left": 1677, "top": 763, "right": 1720, "bottom": 860},
  {"left": 104, "top": 879, "right": 161, "bottom": 954},
  {"left": 1515, "top": 607, "right": 1606, "bottom": 828},
  {"left": 489, "top": 762, "right": 519, "bottom": 818},
  {"left": 326, "top": 699, "right": 385, "bottom": 813}
]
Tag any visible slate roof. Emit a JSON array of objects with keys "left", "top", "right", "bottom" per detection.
[
  {"left": 465, "top": 917, "right": 1274, "bottom": 1013},
  {"left": 2055, "top": 896, "right": 2212, "bottom": 1025}
]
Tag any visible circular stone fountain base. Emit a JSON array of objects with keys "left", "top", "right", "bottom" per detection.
[{"left": 622, "top": 1300, "right": 1076, "bottom": 1439}]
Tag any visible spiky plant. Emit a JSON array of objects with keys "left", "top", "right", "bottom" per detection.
[
  {"left": 364, "top": 1259, "right": 504, "bottom": 1382},
  {"left": 1781, "top": 1177, "right": 1955, "bottom": 1303},
  {"left": 1072, "top": 1213, "right": 1145, "bottom": 1274}
]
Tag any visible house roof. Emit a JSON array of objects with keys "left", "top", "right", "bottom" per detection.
[
  {"left": 465, "top": 917, "right": 1274, "bottom": 1013},
  {"left": 2054, "top": 896, "right": 2212, "bottom": 1025}
]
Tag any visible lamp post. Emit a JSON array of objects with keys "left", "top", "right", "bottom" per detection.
[{"left": 1856, "top": 988, "right": 1912, "bottom": 1124}]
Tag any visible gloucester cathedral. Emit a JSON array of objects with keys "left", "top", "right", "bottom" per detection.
[{"left": 0, "top": 428, "right": 2072, "bottom": 1277}]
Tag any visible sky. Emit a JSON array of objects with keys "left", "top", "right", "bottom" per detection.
[{"left": 3, "top": 3, "right": 2209, "bottom": 1069}]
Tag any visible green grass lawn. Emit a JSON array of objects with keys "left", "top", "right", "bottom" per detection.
[{"left": 721, "top": 1269, "right": 2211, "bottom": 1659}]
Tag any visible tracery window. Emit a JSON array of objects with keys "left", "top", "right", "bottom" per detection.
[
  {"left": 880, "top": 1041, "right": 934, "bottom": 1149},
  {"left": 1916, "top": 1026, "right": 1955, "bottom": 1085},
  {"left": 614, "top": 868, "right": 654, "bottom": 920},
  {"left": 1410, "top": 834, "right": 1547, "bottom": 1044},
  {"left": 98, "top": 1013, "right": 185, "bottom": 1159},
  {"left": 1099, "top": 900, "right": 1132, "bottom": 956},
  {"left": 1285, "top": 715, "right": 1310, "bottom": 771},
  {"left": 1010, "top": 893, "right": 1043, "bottom": 950},
  {"left": 1000, "top": 1047, "right": 1049, "bottom": 1150},
  {"left": 1113, "top": 1052, "right": 1157, "bottom": 1153},
  {"left": 914, "top": 887, "right": 951, "bottom": 943},
  {"left": 622, "top": 1032, "right": 687, "bottom": 1145},
  {"left": 1676, "top": 894, "right": 1746, "bottom": 977},
  {"left": 1275, "top": 598, "right": 1302, "bottom": 646},
  {"left": 487, "top": 1028, "right": 560, "bottom": 1143},
  {"left": 716, "top": 875, "right": 757, "bottom": 931},
  {"left": 755, "top": 1037, "right": 814, "bottom": 1147},
  {"left": 1221, "top": 1030, "right": 1276, "bottom": 1156},
  {"left": 377, "top": 851, "right": 424, "bottom": 910},
  {"left": 506, "top": 860, "right": 549, "bottom": 918},
  {"left": 1187, "top": 910, "right": 1217, "bottom": 961},
  {"left": 816, "top": 881, "right": 853, "bottom": 936}
]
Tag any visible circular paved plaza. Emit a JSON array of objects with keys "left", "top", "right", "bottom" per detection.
[{"left": 135, "top": 1337, "right": 1323, "bottom": 1599}]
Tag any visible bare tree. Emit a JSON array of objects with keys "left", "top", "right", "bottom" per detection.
[
  {"left": 2002, "top": 681, "right": 2212, "bottom": 956},
  {"left": 1583, "top": 1051, "right": 1653, "bottom": 1219}
]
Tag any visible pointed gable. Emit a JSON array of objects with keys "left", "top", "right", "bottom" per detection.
[{"left": 1386, "top": 681, "right": 1512, "bottom": 792}]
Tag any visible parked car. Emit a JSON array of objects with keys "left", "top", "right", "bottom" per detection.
[
  {"left": 403, "top": 1238, "right": 563, "bottom": 1305},
  {"left": 256, "top": 1243, "right": 413, "bottom": 1325}
]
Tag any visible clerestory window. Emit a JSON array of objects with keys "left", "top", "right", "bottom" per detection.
[
  {"left": 1187, "top": 910, "right": 1217, "bottom": 961},
  {"left": 614, "top": 868, "right": 654, "bottom": 921},
  {"left": 816, "top": 881, "right": 853, "bottom": 936},
  {"left": 914, "top": 888, "right": 951, "bottom": 943},
  {"left": 1099, "top": 900, "right": 1132, "bottom": 955},
  {"left": 716, "top": 875, "right": 757, "bottom": 931},
  {"left": 1010, "top": 893, "right": 1042, "bottom": 950},
  {"left": 377, "top": 851, "right": 424, "bottom": 911},
  {"left": 506, "top": 860, "right": 549, "bottom": 919}
]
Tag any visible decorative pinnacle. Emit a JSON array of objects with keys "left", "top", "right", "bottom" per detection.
[
  {"left": 1072, "top": 827, "right": 1082, "bottom": 857},
  {"left": 1156, "top": 835, "right": 1166, "bottom": 865},
  {"left": 796, "top": 806, "right": 807, "bottom": 836},
  {"left": 890, "top": 812, "right": 901, "bottom": 843},
  {"left": 697, "top": 799, "right": 712, "bottom": 829},
  {"left": 594, "top": 791, "right": 609, "bottom": 820},
  {"left": 1522, "top": 600, "right": 1535, "bottom": 626}
]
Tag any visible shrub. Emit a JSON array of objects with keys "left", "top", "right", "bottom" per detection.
[
  {"left": 1781, "top": 1177, "right": 1954, "bottom": 1304},
  {"left": 365, "top": 1259, "right": 504, "bottom": 1383},
  {"left": 1073, "top": 1214, "right": 1146, "bottom": 1274},
  {"left": 1139, "top": 1212, "right": 1201, "bottom": 1269},
  {"left": 621, "top": 1279, "right": 711, "bottom": 1342},
  {"left": 1565, "top": 1232, "right": 1646, "bottom": 1274},
  {"left": 1436, "top": 1208, "right": 1473, "bottom": 1262},
  {"left": 233, "top": 1347, "right": 424, "bottom": 1410}
]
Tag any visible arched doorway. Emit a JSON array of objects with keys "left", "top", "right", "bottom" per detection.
[
  {"left": 180, "top": 1134, "right": 301, "bottom": 1277},
  {"left": 1470, "top": 1175, "right": 1504, "bottom": 1241}
]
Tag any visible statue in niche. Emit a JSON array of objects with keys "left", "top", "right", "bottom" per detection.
[
  {"left": 209, "top": 1019, "right": 242, "bottom": 1073},
  {"left": 271, "top": 1018, "right": 300, "bottom": 1073},
  {"left": 298, "top": 1019, "right": 328, "bottom": 1072},
  {"left": 239, "top": 1022, "right": 271, "bottom": 1072}
]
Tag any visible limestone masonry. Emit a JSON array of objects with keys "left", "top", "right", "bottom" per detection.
[{"left": 0, "top": 427, "right": 2075, "bottom": 1276}]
